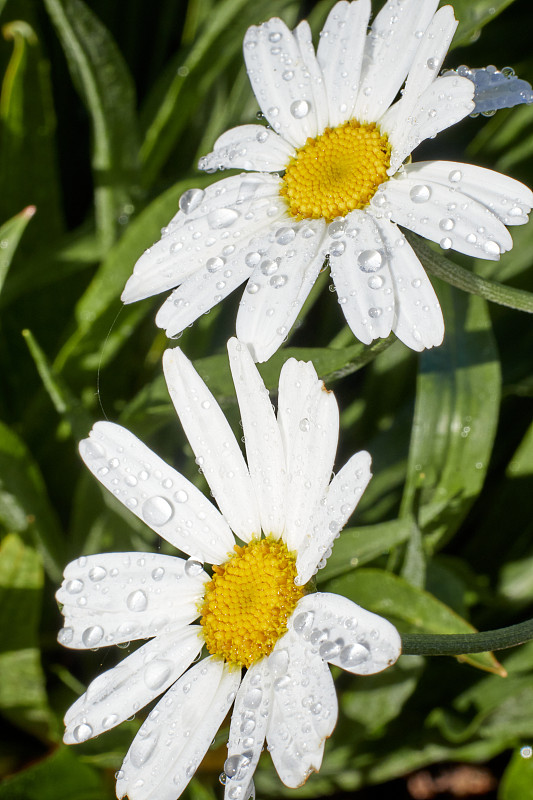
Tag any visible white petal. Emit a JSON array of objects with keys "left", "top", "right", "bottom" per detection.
[
  {"left": 377, "top": 219, "right": 444, "bottom": 350},
  {"left": 277, "top": 359, "right": 339, "bottom": 555},
  {"left": 63, "top": 626, "right": 203, "bottom": 742},
  {"left": 227, "top": 338, "right": 286, "bottom": 538},
  {"left": 243, "top": 19, "right": 322, "bottom": 147},
  {"left": 79, "top": 422, "right": 234, "bottom": 564},
  {"left": 354, "top": 0, "right": 439, "bottom": 123},
  {"left": 295, "top": 451, "right": 372, "bottom": 585},
  {"left": 116, "top": 657, "right": 241, "bottom": 800},
  {"left": 236, "top": 219, "right": 327, "bottom": 363},
  {"left": 291, "top": 593, "right": 401, "bottom": 675},
  {"left": 224, "top": 659, "right": 272, "bottom": 800},
  {"left": 402, "top": 160, "right": 533, "bottom": 226},
  {"left": 163, "top": 348, "right": 261, "bottom": 542},
  {"left": 317, "top": 0, "right": 371, "bottom": 127},
  {"left": 122, "top": 174, "right": 280, "bottom": 304},
  {"left": 328, "top": 210, "right": 394, "bottom": 344},
  {"left": 386, "top": 75, "right": 474, "bottom": 172},
  {"left": 199, "top": 125, "right": 295, "bottom": 173},
  {"left": 57, "top": 552, "right": 206, "bottom": 648},
  {"left": 266, "top": 630, "right": 337, "bottom": 788},
  {"left": 381, "top": 6, "right": 457, "bottom": 148},
  {"left": 294, "top": 20, "right": 329, "bottom": 136},
  {"left": 381, "top": 175, "right": 513, "bottom": 258}
]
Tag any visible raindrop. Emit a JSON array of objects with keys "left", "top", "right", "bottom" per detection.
[
  {"left": 245, "top": 251, "right": 261, "bottom": 268},
  {"left": 448, "top": 169, "right": 462, "bottom": 183},
  {"left": 411, "top": 278, "right": 422, "bottom": 288},
  {"left": 224, "top": 753, "right": 251, "bottom": 780},
  {"left": 89, "top": 566, "right": 107, "bottom": 582},
  {"left": 368, "top": 275, "right": 384, "bottom": 290},
  {"left": 144, "top": 660, "right": 172, "bottom": 690},
  {"left": 185, "top": 558, "right": 204, "bottom": 577},
  {"left": 174, "top": 489, "right": 188, "bottom": 503},
  {"left": 84, "top": 441, "right": 105, "bottom": 459},
  {"left": 127, "top": 590, "right": 148, "bottom": 612},
  {"left": 339, "top": 643, "right": 370, "bottom": 667},
  {"left": 293, "top": 610, "right": 314, "bottom": 634},
  {"left": 260, "top": 259, "right": 278, "bottom": 276},
  {"left": 256, "top": 130, "right": 268, "bottom": 143},
  {"left": 426, "top": 57, "right": 438, "bottom": 70},
  {"left": 130, "top": 730, "right": 159, "bottom": 768},
  {"left": 409, "top": 184, "right": 431, "bottom": 203},
  {"left": 368, "top": 307, "right": 382, "bottom": 318},
  {"left": 329, "top": 241, "right": 345, "bottom": 257},
  {"left": 246, "top": 282, "right": 260, "bottom": 294},
  {"left": 102, "top": 714, "right": 119, "bottom": 729},
  {"left": 358, "top": 249, "right": 383, "bottom": 272},
  {"left": 207, "top": 208, "right": 239, "bottom": 229},
  {"left": 66, "top": 579, "right": 84, "bottom": 594},
  {"left": 466, "top": 233, "right": 477, "bottom": 244},
  {"left": 243, "top": 688, "right": 262, "bottom": 709},
  {"left": 328, "top": 218, "right": 346, "bottom": 239},
  {"left": 483, "top": 240, "right": 500, "bottom": 256},
  {"left": 268, "top": 31, "right": 282, "bottom": 43},
  {"left": 152, "top": 567, "right": 165, "bottom": 581},
  {"left": 282, "top": 70, "right": 294, "bottom": 81},
  {"left": 299, "top": 418, "right": 310, "bottom": 432},
  {"left": 82, "top": 626, "right": 104, "bottom": 647},
  {"left": 58, "top": 627, "right": 74, "bottom": 645},
  {"left": 319, "top": 640, "right": 342, "bottom": 659},
  {"left": 270, "top": 274, "right": 287, "bottom": 288},
  {"left": 439, "top": 237, "right": 452, "bottom": 250},
  {"left": 290, "top": 99, "right": 310, "bottom": 118},
  {"left": 142, "top": 496, "right": 174, "bottom": 526},
  {"left": 206, "top": 256, "right": 225, "bottom": 273},
  {"left": 439, "top": 217, "right": 455, "bottom": 231},
  {"left": 240, "top": 716, "right": 256, "bottom": 735},
  {"left": 275, "top": 227, "right": 296, "bottom": 245},
  {"left": 73, "top": 723, "right": 93, "bottom": 742},
  {"left": 179, "top": 188, "right": 205, "bottom": 215}
]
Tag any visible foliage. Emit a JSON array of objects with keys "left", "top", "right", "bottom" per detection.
[{"left": 0, "top": 0, "right": 532, "bottom": 797}]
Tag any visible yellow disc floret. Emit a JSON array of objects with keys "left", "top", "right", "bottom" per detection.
[
  {"left": 280, "top": 120, "right": 391, "bottom": 222},
  {"left": 200, "top": 537, "right": 304, "bottom": 668}
]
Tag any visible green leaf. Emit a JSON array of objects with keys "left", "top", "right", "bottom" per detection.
[
  {"left": 0, "top": 533, "right": 57, "bottom": 741},
  {"left": 0, "top": 746, "right": 106, "bottom": 799},
  {"left": 499, "top": 749, "right": 533, "bottom": 800},
  {"left": 317, "top": 519, "right": 413, "bottom": 583},
  {"left": 0, "top": 205, "right": 35, "bottom": 296},
  {"left": 44, "top": 0, "right": 139, "bottom": 248},
  {"left": 400, "top": 281, "right": 501, "bottom": 549},
  {"left": 450, "top": 0, "right": 516, "bottom": 49},
  {"left": 0, "top": 19, "right": 63, "bottom": 241},
  {"left": 0, "top": 420, "right": 65, "bottom": 581},
  {"left": 326, "top": 568, "right": 504, "bottom": 674}
]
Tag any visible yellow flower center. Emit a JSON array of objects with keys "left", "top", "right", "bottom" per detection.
[
  {"left": 200, "top": 537, "right": 304, "bottom": 668},
  {"left": 280, "top": 120, "right": 391, "bottom": 222}
]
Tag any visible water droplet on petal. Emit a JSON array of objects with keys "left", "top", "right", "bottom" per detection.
[
  {"left": 246, "top": 282, "right": 260, "bottom": 294},
  {"left": 483, "top": 239, "right": 500, "bottom": 256},
  {"left": 89, "top": 566, "right": 107, "bottom": 582},
  {"left": 102, "top": 714, "right": 118, "bottom": 729},
  {"left": 282, "top": 70, "right": 294, "bottom": 81},
  {"left": 142, "top": 496, "right": 174, "bottom": 526},
  {"left": 185, "top": 558, "right": 204, "bottom": 577},
  {"left": 440, "top": 237, "right": 452, "bottom": 250},
  {"left": 448, "top": 170, "right": 462, "bottom": 183},
  {"left": 127, "top": 590, "right": 148, "bottom": 612},
  {"left": 84, "top": 441, "right": 105, "bottom": 459},
  {"left": 243, "top": 688, "right": 262, "bottom": 708},
  {"left": 358, "top": 249, "right": 383, "bottom": 272},
  {"left": 439, "top": 217, "right": 455, "bottom": 231},
  {"left": 319, "top": 640, "right": 342, "bottom": 659},
  {"left": 152, "top": 567, "right": 165, "bottom": 581},
  {"left": 174, "top": 489, "right": 188, "bottom": 503},
  {"left": 82, "top": 626, "right": 104, "bottom": 647},
  {"left": 269, "top": 274, "right": 287, "bottom": 288},
  {"left": 409, "top": 184, "right": 431, "bottom": 203},
  {"left": 290, "top": 99, "right": 310, "bottom": 118},
  {"left": 66, "top": 579, "right": 84, "bottom": 594},
  {"left": 130, "top": 730, "right": 159, "bottom": 768},
  {"left": 179, "top": 188, "right": 205, "bottom": 214},
  {"left": 58, "top": 627, "right": 74, "bottom": 645},
  {"left": 144, "top": 659, "right": 172, "bottom": 690},
  {"left": 299, "top": 418, "right": 310, "bottom": 432},
  {"left": 206, "top": 256, "right": 225, "bottom": 273},
  {"left": 73, "top": 723, "right": 93, "bottom": 742},
  {"left": 340, "top": 642, "right": 370, "bottom": 667},
  {"left": 293, "top": 610, "right": 314, "bottom": 634},
  {"left": 275, "top": 227, "right": 296, "bottom": 245},
  {"left": 426, "top": 57, "right": 438, "bottom": 70},
  {"left": 207, "top": 208, "right": 240, "bottom": 229},
  {"left": 368, "top": 275, "right": 384, "bottom": 290}
]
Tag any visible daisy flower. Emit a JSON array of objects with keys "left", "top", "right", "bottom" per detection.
[
  {"left": 57, "top": 339, "right": 401, "bottom": 800},
  {"left": 122, "top": 0, "right": 533, "bottom": 362}
]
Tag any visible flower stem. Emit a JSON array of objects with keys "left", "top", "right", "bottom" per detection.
[
  {"left": 401, "top": 618, "right": 533, "bottom": 655},
  {"left": 408, "top": 233, "right": 533, "bottom": 314}
]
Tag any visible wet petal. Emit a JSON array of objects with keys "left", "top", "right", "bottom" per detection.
[
  {"left": 116, "top": 657, "right": 241, "bottom": 800},
  {"left": 317, "top": 0, "right": 371, "bottom": 127},
  {"left": 227, "top": 338, "right": 286, "bottom": 538},
  {"left": 63, "top": 626, "right": 203, "bottom": 742},
  {"left": 79, "top": 422, "right": 234, "bottom": 564},
  {"left": 199, "top": 124, "right": 295, "bottom": 173},
  {"left": 163, "top": 348, "right": 261, "bottom": 542},
  {"left": 292, "top": 593, "right": 401, "bottom": 675},
  {"left": 236, "top": 218, "right": 327, "bottom": 363},
  {"left": 277, "top": 358, "right": 339, "bottom": 555},
  {"left": 295, "top": 451, "right": 372, "bottom": 585},
  {"left": 328, "top": 210, "right": 394, "bottom": 344}
]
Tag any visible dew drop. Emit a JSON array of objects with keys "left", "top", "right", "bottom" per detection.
[
  {"left": 243, "top": 688, "right": 262, "bottom": 709},
  {"left": 206, "top": 256, "right": 225, "bottom": 273},
  {"left": 58, "top": 626, "right": 74, "bottom": 645},
  {"left": 84, "top": 441, "right": 105, "bottom": 459},
  {"left": 82, "top": 626, "right": 104, "bottom": 647},
  {"left": 409, "top": 184, "right": 431, "bottom": 203},
  {"left": 268, "top": 31, "right": 282, "bottom": 43},
  {"left": 179, "top": 188, "right": 205, "bottom": 214},
  {"left": 282, "top": 70, "right": 294, "bottom": 81},
  {"left": 319, "top": 640, "right": 342, "bottom": 659},
  {"left": 102, "top": 714, "right": 119, "bottom": 729},
  {"left": 245, "top": 251, "right": 261, "bottom": 268},
  {"left": 290, "top": 99, "right": 310, "bottom": 118},
  {"left": 73, "top": 723, "right": 93, "bottom": 742},
  {"left": 439, "top": 217, "right": 455, "bottom": 231},
  {"left": 224, "top": 753, "right": 251, "bottom": 780},
  {"left": 246, "top": 282, "right": 260, "bottom": 294},
  {"left": 66, "top": 579, "right": 84, "bottom": 595},
  {"left": 440, "top": 237, "right": 452, "bottom": 250},
  {"left": 174, "top": 489, "right": 188, "bottom": 504},
  {"left": 329, "top": 241, "right": 345, "bottom": 257},
  {"left": 340, "top": 642, "right": 370, "bottom": 667},
  {"left": 269, "top": 274, "right": 287, "bottom": 288},
  {"left": 130, "top": 730, "right": 159, "bottom": 768},
  {"left": 185, "top": 558, "right": 204, "bottom": 577},
  {"left": 207, "top": 208, "right": 239, "bottom": 229},
  {"left": 142, "top": 496, "right": 174, "bottom": 526},
  {"left": 358, "top": 249, "right": 383, "bottom": 272},
  {"left": 368, "top": 307, "right": 382, "bottom": 318},
  {"left": 448, "top": 170, "right": 462, "bottom": 183},
  {"left": 256, "top": 130, "right": 268, "bottom": 144},
  {"left": 328, "top": 218, "right": 346, "bottom": 239},
  {"left": 299, "top": 418, "right": 310, "bottom": 432},
  {"left": 260, "top": 258, "right": 278, "bottom": 276},
  {"left": 368, "top": 275, "right": 384, "bottom": 290},
  {"left": 275, "top": 227, "right": 296, "bottom": 245},
  {"left": 152, "top": 567, "right": 165, "bottom": 581},
  {"left": 89, "top": 566, "right": 107, "bottom": 582},
  {"left": 293, "top": 610, "right": 314, "bottom": 634},
  {"left": 426, "top": 57, "right": 438, "bottom": 70},
  {"left": 144, "top": 660, "right": 172, "bottom": 690},
  {"left": 483, "top": 239, "right": 500, "bottom": 256},
  {"left": 127, "top": 589, "right": 148, "bottom": 612}
]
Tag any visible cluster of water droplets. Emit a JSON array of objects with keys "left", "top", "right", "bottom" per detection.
[
  {"left": 445, "top": 64, "right": 533, "bottom": 117},
  {"left": 292, "top": 608, "right": 371, "bottom": 669}
]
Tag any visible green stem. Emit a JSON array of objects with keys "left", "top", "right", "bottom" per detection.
[
  {"left": 401, "top": 618, "right": 533, "bottom": 655},
  {"left": 407, "top": 232, "right": 533, "bottom": 314}
]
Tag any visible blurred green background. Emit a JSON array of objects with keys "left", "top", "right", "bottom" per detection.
[{"left": 1, "top": 0, "right": 533, "bottom": 798}]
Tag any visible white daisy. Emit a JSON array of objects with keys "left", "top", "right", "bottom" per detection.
[
  {"left": 122, "top": 0, "right": 533, "bottom": 362},
  {"left": 57, "top": 338, "right": 401, "bottom": 800}
]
